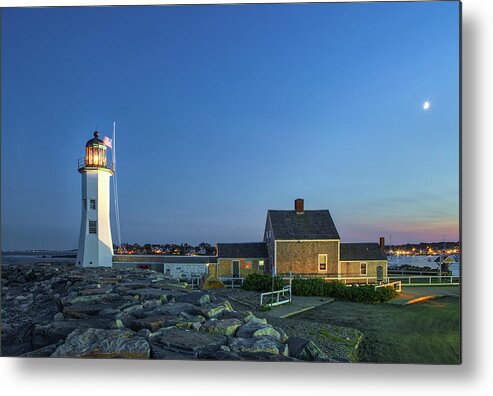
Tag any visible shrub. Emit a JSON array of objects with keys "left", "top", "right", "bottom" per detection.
[
  {"left": 291, "top": 278, "right": 397, "bottom": 304},
  {"left": 202, "top": 275, "right": 225, "bottom": 290},
  {"left": 242, "top": 273, "right": 285, "bottom": 293}
]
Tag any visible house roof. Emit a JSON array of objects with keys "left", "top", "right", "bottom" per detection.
[
  {"left": 267, "top": 210, "right": 340, "bottom": 240},
  {"left": 217, "top": 242, "right": 268, "bottom": 258},
  {"left": 340, "top": 243, "right": 388, "bottom": 261}
]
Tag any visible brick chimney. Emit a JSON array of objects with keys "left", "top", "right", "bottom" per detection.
[
  {"left": 295, "top": 198, "right": 304, "bottom": 214},
  {"left": 379, "top": 237, "right": 385, "bottom": 250}
]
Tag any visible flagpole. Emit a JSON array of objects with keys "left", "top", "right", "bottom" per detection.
[{"left": 112, "top": 122, "right": 123, "bottom": 253}]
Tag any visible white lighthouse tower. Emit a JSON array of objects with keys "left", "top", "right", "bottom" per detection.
[{"left": 76, "top": 131, "right": 114, "bottom": 267}]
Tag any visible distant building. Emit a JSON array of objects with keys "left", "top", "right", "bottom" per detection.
[{"left": 215, "top": 198, "right": 388, "bottom": 280}]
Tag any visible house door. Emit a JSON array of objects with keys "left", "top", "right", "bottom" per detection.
[
  {"left": 232, "top": 260, "right": 240, "bottom": 278},
  {"left": 376, "top": 266, "right": 384, "bottom": 282}
]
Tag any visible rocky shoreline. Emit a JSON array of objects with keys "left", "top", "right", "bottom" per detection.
[{"left": 1, "top": 263, "right": 360, "bottom": 362}]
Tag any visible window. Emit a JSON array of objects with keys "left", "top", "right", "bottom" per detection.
[
  {"left": 318, "top": 254, "right": 328, "bottom": 272},
  {"left": 258, "top": 260, "right": 265, "bottom": 271},
  {"left": 90, "top": 199, "right": 96, "bottom": 210},
  {"left": 83, "top": 199, "right": 87, "bottom": 210},
  {"left": 360, "top": 262, "right": 367, "bottom": 276},
  {"left": 88, "top": 220, "right": 97, "bottom": 234},
  {"left": 246, "top": 260, "right": 252, "bottom": 269}
]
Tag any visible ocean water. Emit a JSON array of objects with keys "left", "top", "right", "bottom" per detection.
[
  {"left": 388, "top": 255, "right": 460, "bottom": 276},
  {"left": 1, "top": 254, "right": 76, "bottom": 266}
]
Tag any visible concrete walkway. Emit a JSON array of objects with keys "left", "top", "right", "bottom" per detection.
[
  {"left": 265, "top": 296, "right": 334, "bottom": 318},
  {"left": 388, "top": 285, "right": 460, "bottom": 305}
]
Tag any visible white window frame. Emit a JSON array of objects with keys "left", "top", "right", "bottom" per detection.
[
  {"left": 360, "top": 262, "right": 368, "bottom": 276},
  {"left": 318, "top": 254, "right": 328, "bottom": 272}
]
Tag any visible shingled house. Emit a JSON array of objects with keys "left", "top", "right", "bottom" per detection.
[
  {"left": 214, "top": 199, "right": 388, "bottom": 281},
  {"left": 214, "top": 242, "right": 269, "bottom": 278}
]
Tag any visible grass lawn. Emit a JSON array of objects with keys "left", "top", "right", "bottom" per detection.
[{"left": 296, "top": 295, "right": 460, "bottom": 364}]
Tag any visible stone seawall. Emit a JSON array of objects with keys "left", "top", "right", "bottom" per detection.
[{"left": 1, "top": 263, "right": 335, "bottom": 361}]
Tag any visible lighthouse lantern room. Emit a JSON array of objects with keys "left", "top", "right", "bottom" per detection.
[{"left": 76, "top": 131, "right": 114, "bottom": 267}]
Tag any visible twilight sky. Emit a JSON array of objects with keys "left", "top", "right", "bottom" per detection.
[{"left": 1, "top": 2, "right": 460, "bottom": 250}]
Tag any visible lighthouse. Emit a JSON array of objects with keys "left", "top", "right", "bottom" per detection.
[{"left": 76, "top": 131, "right": 114, "bottom": 267}]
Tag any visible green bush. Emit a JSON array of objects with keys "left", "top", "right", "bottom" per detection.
[
  {"left": 291, "top": 277, "right": 397, "bottom": 304},
  {"left": 242, "top": 273, "right": 285, "bottom": 293}
]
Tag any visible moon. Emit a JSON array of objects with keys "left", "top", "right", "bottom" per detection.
[{"left": 423, "top": 101, "right": 431, "bottom": 110}]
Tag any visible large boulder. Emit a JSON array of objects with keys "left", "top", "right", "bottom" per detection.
[
  {"left": 120, "top": 288, "right": 169, "bottom": 301},
  {"left": 174, "top": 312, "right": 206, "bottom": 330},
  {"left": 200, "top": 318, "right": 243, "bottom": 336},
  {"left": 286, "top": 337, "right": 330, "bottom": 361},
  {"left": 236, "top": 321, "right": 281, "bottom": 341},
  {"left": 220, "top": 310, "right": 256, "bottom": 323},
  {"left": 228, "top": 336, "right": 287, "bottom": 356},
  {"left": 32, "top": 318, "right": 114, "bottom": 348},
  {"left": 146, "top": 302, "right": 198, "bottom": 317},
  {"left": 51, "top": 328, "right": 150, "bottom": 359},
  {"left": 130, "top": 315, "right": 181, "bottom": 332},
  {"left": 194, "top": 300, "right": 233, "bottom": 319},
  {"left": 174, "top": 292, "right": 212, "bottom": 306},
  {"left": 21, "top": 343, "right": 59, "bottom": 358},
  {"left": 60, "top": 293, "right": 122, "bottom": 307},
  {"left": 149, "top": 327, "right": 227, "bottom": 357},
  {"left": 63, "top": 302, "right": 128, "bottom": 319}
]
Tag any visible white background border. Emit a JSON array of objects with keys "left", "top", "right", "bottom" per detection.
[{"left": 1, "top": 0, "right": 492, "bottom": 395}]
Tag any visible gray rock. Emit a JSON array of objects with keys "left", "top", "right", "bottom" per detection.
[
  {"left": 174, "top": 292, "right": 211, "bottom": 306},
  {"left": 21, "top": 343, "right": 59, "bottom": 358},
  {"left": 149, "top": 327, "right": 227, "bottom": 356},
  {"left": 63, "top": 302, "right": 127, "bottom": 318},
  {"left": 194, "top": 300, "right": 233, "bottom": 319},
  {"left": 137, "top": 328, "right": 151, "bottom": 340},
  {"left": 32, "top": 318, "right": 114, "bottom": 348},
  {"left": 220, "top": 310, "right": 256, "bottom": 323},
  {"left": 200, "top": 318, "right": 243, "bottom": 336},
  {"left": 146, "top": 302, "right": 198, "bottom": 317},
  {"left": 275, "top": 326, "right": 289, "bottom": 343},
  {"left": 98, "top": 308, "right": 122, "bottom": 318},
  {"left": 53, "top": 312, "right": 65, "bottom": 321},
  {"left": 236, "top": 321, "right": 281, "bottom": 340},
  {"left": 130, "top": 315, "right": 180, "bottom": 332},
  {"left": 248, "top": 317, "right": 268, "bottom": 325},
  {"left": 286, "top": 337, "right": 329, "bottom": 361},
  {"left": 61, "top": 293, "right": 122, "bottom": 307},
  {"left": 51, "top": 328, "right": 150, "bottom": 359},
  {"left": 229, "top": 336, "right": 286, "bottom": 356},
  {"left": 121, "top": 288, "right": 169, "bottom": 301}
]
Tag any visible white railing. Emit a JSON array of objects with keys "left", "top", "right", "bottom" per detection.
[
  {"left": 284, "top": 275, "right": 460, "bottom": 287},
  {"left": 375, "top": 281, "right": 402, "bottom": 293},
  {"left": 387, "top": 275, "right": 460, "bottom": 286},
  {"left": 219, "top": 277, "right": 245, "bottom": 288},
  {"left": 187, "top": 276, "right": 203, "bottom": 289},
  {"left": 260, "top": 286, "right": 292, "bottom": 308},
  {"left": 325, "top": 276, "right": 380, "bottom": 285}
]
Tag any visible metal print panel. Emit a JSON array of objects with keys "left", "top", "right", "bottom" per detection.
[{"left": 1, "top": 1, "right": 461, "bottom": 364}]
